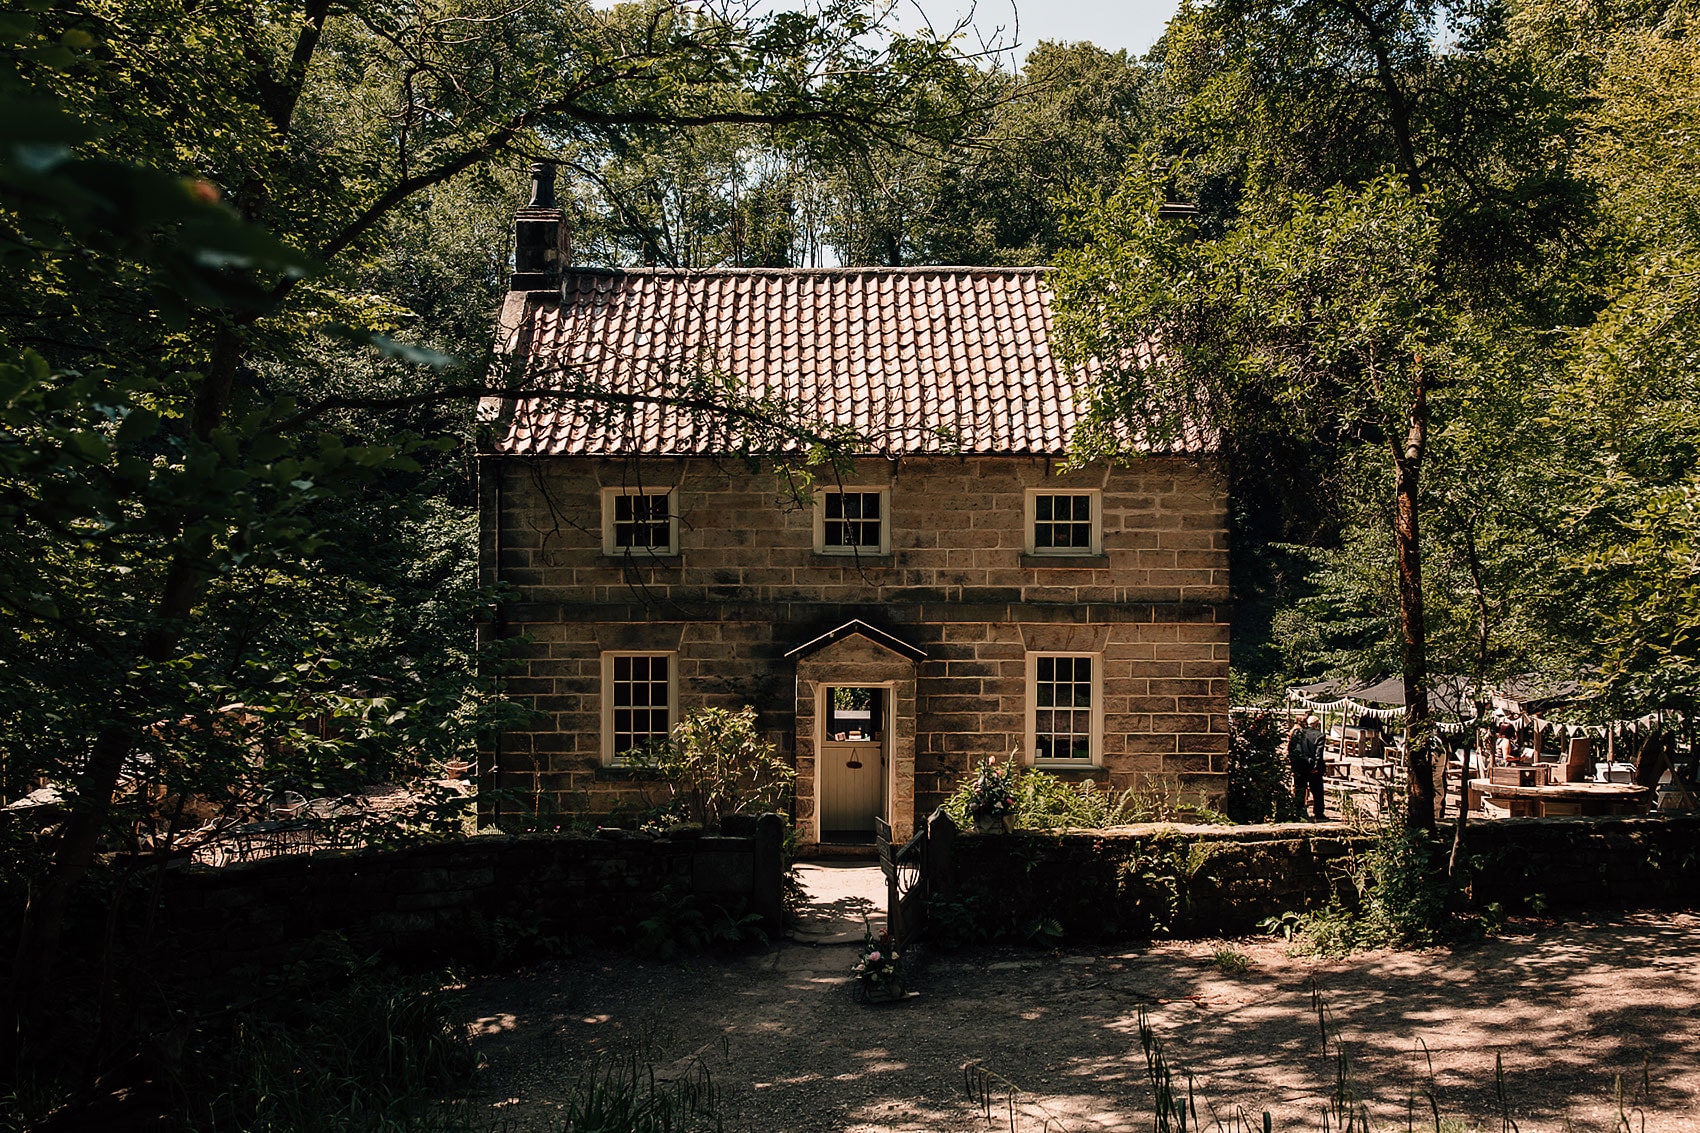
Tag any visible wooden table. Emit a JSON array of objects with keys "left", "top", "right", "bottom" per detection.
[{"left": 1469, "top": 779, "right": 1653, "bottom": 817}]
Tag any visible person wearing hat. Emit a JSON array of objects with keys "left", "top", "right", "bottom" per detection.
[{"left": 1287, "top": 713, "right": 1327, "bottom": 820}]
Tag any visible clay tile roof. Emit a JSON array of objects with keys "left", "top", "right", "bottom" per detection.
[{"left": 487, "top": 266, "right": 1194, "bottom": 457}]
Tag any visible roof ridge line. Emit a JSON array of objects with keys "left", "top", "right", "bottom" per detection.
[{"left": 559, "top": 265, "right": 1055, "bottom": 277}]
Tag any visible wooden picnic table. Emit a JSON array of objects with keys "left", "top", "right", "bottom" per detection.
[{"left": 1469, "top": 779, "right": 1653, "bottom": 817}]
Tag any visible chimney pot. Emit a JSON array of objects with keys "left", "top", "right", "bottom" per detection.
[
  {"left": 510, "top": 161, "right": 571, "bottom": 292},
  {"left": 527, "top": 161, "right": 557, "bottom": 209}
]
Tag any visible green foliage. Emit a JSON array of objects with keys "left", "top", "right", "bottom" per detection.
[
  {"left": 1211, "top": 947, "right": 1253, "bottom": 975},
  {"left": 634, "top": 706, "right": 793, "bottom": 832},
  {"left": 1282, "top": 805, "right": 1453, "bottom": 956},
  {"left": 558, "top": 1055, "right": 725, "bottom": 1133},
  {"left": 1138, "top": 1007, "right": 1200, "bottom": 1133},
  {"left": 931, "top": 831, "right": 1235, "bottom": 948},
  {"left": 942, "top": 762, "right": 1164, "bottom": 831},
  {"left": 3, "top": 0, "right": 994, "bottom": 1038},
  {"left": 632, "top": 884, "right": 767, "bottom": 959},
  {"left": 1226, "top": 710, "right": 1299, "bottom": 824},
  {"left": 955, "top": 756, "right": 1020, "bottom": 821},
  {"left": 167, "top": 944, "right": 473, "bottom": 1132}
]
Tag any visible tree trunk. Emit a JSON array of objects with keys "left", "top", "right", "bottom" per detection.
[
  {"left": 6, "top": 327, "right": 243, "bottom": 1046},
  {"left": 1393, "top": 372, "right": 1434, "bottom": 832}
]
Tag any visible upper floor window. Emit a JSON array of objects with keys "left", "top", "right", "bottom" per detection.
[
  {"left": 601, "top": 652, "right": 677, "bottom": 765},
  {"left": 1026, "top": 490, "right": 1101, "bottom": 556},
  {"left": 815, "top": 488, "right": 890, "bottom": 555},
  {"left": 602, "top": 488, "right": 677, "bottom": 556},
  {"left": 1028, "top": 652, "right": 1101, "bottom": 765}
]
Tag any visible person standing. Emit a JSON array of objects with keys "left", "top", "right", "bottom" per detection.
[{"left": 1288, "top": 713, "right": 1327, "bottom": 820}]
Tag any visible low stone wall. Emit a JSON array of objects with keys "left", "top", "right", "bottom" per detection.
[
  {"left": 938, "top": 814, "right": 1700, "bottom": 942},
  {"left": 155, "top": 815, "right": 785, "bottom": 968},
  {"left": 1465, "top": 814, "right": 1700, "bottom": 911}
]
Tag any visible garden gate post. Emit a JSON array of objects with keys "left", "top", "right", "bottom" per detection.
[
  {"left": 753, "top": 812, "right": 785, "bottom": 939},
  {"left": 925, "top": 808, "right": 956, "bottom": 902}
]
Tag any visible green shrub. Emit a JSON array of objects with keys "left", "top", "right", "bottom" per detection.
[
  {"left": 941, "top": 762, "right": 1142, "bottom": 830},
  {"left": 178, "top": 944, "right": 475, "bottom": 1131},
  {"left": 633, "top": 706, "right": 793, "bottom": 830},
  {"left": 1212, "top": 947, "right": 1254, "bottom": 974},
  {"left": 1284, "top": 801, "right": 1452, "bottom": 955},
  {"left": 1227, "top": 709, "right": 1299, "bottom": 824}
]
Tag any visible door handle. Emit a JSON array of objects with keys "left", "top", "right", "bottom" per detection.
[{"left": 846, "top": 759, "right": 862, "bottom": 769}]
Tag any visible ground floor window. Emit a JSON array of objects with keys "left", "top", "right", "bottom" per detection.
[
  {"left": 1028, "top": 652, "right": 1101, "bottom": 765},
  {"left": 601, "top": 652, "right": 676, "bottom": 764}
]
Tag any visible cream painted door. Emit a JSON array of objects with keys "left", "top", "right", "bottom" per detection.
[{"left": 819, "top": 740, "right": 884, "bottom": 834}]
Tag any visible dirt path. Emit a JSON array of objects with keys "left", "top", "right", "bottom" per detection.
[{"left": 454, "top": 895, "right": 1700, "bottom": 1131}]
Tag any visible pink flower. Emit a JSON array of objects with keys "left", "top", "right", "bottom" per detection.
[{"left": 868, "top": 950, "right": 882, "bottom": 963}]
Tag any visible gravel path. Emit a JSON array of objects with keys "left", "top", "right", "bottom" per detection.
[{"left": 453, "top": 896, "right": 1700, "bottom": 1132}]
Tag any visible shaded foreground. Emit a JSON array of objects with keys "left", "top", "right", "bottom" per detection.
[{"left": 453, "top": 911, "right": 1700, "bottom": 1131}]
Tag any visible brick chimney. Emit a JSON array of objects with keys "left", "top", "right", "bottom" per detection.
[{"left": 509, "top": 161, "right": 570, "bottom": 291}]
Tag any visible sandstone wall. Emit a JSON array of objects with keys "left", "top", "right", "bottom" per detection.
[
  {"left": 155, "top": 819, "right": 786, "bottom": 970},
  {"left": 479, "top": 454, "right": 1231, "bottom": 831},
  {"left": 147, "top": 815, "right": 1699, "bottom": 971},
  {"left": 941, "top": 815, "right": 1700, "bottom": 940}
]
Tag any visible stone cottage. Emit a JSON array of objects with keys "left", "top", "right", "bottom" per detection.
[{"left": 479, "top": 167, "right": 1230, "bottom": 848}]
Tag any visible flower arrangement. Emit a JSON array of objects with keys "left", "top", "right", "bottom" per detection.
[
  {"left": 852, "top": 929, "right": 906, "bottom": 1002},
  {"left": 967, "top": 755, "right": 1018, "bottom": 828}
]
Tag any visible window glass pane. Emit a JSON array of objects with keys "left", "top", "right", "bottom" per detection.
[
  {"left": 1033, "top": 494, "right": 1094, "bottom": 552},
  {"left": 1033, "top": 654, "right": 1092, "bottom": 761},
  {"left": 822, "top": 492, "right": 882, "bottom": 548},
  {"left": 613, "top": 492, "right": 671, "bottom": 549},
  {"left": 610, "top": 654, "right": 672, "bottom": 760}
]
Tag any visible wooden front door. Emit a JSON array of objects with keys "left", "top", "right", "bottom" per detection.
[{"left": 818, "top": 686, "right": 887, "bottom": 842}]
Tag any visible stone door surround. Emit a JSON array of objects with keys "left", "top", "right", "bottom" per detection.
[{"left": 786, "top": 621, "right": 923, "bottom": 846}]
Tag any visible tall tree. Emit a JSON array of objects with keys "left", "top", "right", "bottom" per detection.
[
  {"left": 1, "top": 0, "right": 985, "bottom": 1048},
  {"left": 1054, "top": 0, "right": 1587, "bottom": 830}
]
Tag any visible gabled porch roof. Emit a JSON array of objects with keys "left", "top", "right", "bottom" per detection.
[{"left": 783, "top": 619, "right": 927, "bottom": 663}]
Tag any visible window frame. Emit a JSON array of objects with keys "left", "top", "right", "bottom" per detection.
[
  {"left": 1025, "top": 651, "right": 1104, "bottom": 768},
  {"left": 601, "top": 487, "right": 678, "bottom": 557},
  {"left": 1024, "top": 489, "right": 1102, "bottom": 557},
  {"left": 600, "top": 651, "right": 679, "bottom": 766},
  {"left": 813, "top": 486, "right": 891, "bottom": 556}
]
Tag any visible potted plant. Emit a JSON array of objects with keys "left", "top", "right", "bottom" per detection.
[
  {"left": 967, "top": 755, "right": 1018, "bottom": 833},
  {"left": 852, "top": 929, "right": 907, "bottom": 1003}
]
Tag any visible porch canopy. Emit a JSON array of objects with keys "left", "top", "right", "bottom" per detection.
[{"left": 784, "top": 619, "right": 927, "bottom": 662}]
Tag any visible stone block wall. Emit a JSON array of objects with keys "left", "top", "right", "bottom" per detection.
[
  {"left": 156, "top": 820, "right": 786, "bottom": 968},
  {"left": 939, "top": 815, "right": 1700, "bottom": 941},
  {"left": 479, "top": 454, "right": 1230, "bottom": 836},
  {"left": 146, "top": 816, "right": 1699, "bottom": 971}
]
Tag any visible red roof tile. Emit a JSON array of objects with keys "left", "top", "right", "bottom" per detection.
[{"left": 487, "top": 266, "right": 1185, "bottom": 457}]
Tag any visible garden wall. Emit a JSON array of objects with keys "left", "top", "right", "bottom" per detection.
[
  {"left": 144, "top": 813, "right": 1698, "bottom": 971},
  {"left": 152, "top": 816, "right": 785, "bottom": 971},
  {"left": 937, "top": 814, "right": 1700, "bottom": 942}
]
